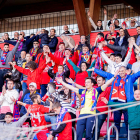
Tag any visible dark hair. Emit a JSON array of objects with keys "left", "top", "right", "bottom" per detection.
[
  {"left": 5, "top": 112, "right": 13, "bottom": 117},
  {"left": 30, "top": 33, "right": 35, "bottom": 36},
  {"left": 119, "top": 28, "right": 123, "bottom": 30},
  {"left": 10, "top": 60, "right": 17, "bottom": 70},
  {"left": 115, "top": 53, "right": 122, "bottom": 58},
  {"left": 79, "top": 62, "right": 88, "bottom": 73},
  {"left": 48, "top": 82, "right": 56, "bottom": 89},
  {"left": 19, "top": 34, "right": 24, "bottom": 37},
  {"left": 80, "top": 35, "right": 86, "bottom": 38},
  {"left": 44, "top": 30, "right": 49, "bottom": 34},
  {"left": 7, "top": 79, "right": 14, "bottom": 84},
  {"left": 60, "top": 88, "right": 71, "bottom": 99},
  {"left": 33, "top": 40, "right": 39, "bottom": 43},
  {"left": 97, "top": 20, "right": 102, "bottom": 22},
  {"left": 52, "top": 101, "right": 61, "bottom": 109},
  {"left": 97, "top": 32, "right": 104, "bottom": 38},
  {"left": 85, "top": 77, "right": 97, "bottom": 85},
  {"left": 4, "top": 43, "right": 9, "bottom": 46},
  {"left": 50, "top": 28, "right": 56, "bottom": 33},
  {"left": 110, "top": 53, "right": 115, "bottom": 57},
  {"left": 115, "top": 19, "right": 119, "bottom": 23},
  {"left": 29, "top": 94, "right": 39, "bottom": 102},
  {"left": 136, "top": 26, "right": 140, "bottom": 28},
  {"left": 27, "top": 61, "right": 37, "bottom": 70},
  {"left": 97, "top": 75, "right": 106, "bottom": 81},
  {"left": 82, "top": 44, "right": 89, "bottom": 48}
]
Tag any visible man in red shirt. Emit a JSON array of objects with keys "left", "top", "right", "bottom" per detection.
[
  {"left": 17, "top": 94, "right": 52, "bottom": 140},
  {"left": 47, "top": 102, "right": 72, "bottom": 140}
]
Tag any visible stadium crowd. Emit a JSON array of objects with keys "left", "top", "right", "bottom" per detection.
[{"left": 0, "top": 9, "right": 140, "bottom": 140}]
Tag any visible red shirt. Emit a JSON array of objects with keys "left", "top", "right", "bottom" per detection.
[
  {"left": 57, "top": 112, "right": 72, "bottom": 140},
  {"left": 25, "top": 104, "right": 49, "bottom": 131},
  {"left": 126, "top": 47, "right": 136, "bottom": 65},
  {"left": 96, "top": 86, "right": 111, "bottom": 113}
]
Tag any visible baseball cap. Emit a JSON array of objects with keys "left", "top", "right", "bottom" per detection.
[
  {"left": 29, "top": 82, "right": 37, "bottom": 89},
  {"left": 97, "top": 37, "right": 105, "bottom": 43}
]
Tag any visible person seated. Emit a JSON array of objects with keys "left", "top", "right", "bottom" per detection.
[
  {"left": 47, "top": 102, "right": 72, "bottom": 140},
  {"left": 0, "top": 108, "right": 30, "bottom": 140},
  {"left": 108, "top": 13, "right": 120, "bottom": 29},
  {"left": 63, "top": 25, "right": 71, "bottom": 34},
  {"left": 39, "top": 29, "right": 49, "bottom": 48},
  {"left": 17, "top": 51, "right": 26, "bottom": 67},
  {"left": 105, "top": 24, "right": 119, "bottom": 45},
  {"left": 4, "top": 61, "right": 21, "bottom": 92},
  {"left": 88, "top": 9, "right": 107, "bottom": 31},
  {"left": 0, "top": 79, "right": 19, "bottom": 120},
  {"left": 77, "top": 45, "right": 92, "bottom": 68},
  {"left": 11, "top": 32, "right": 19, "bottom": 40}
]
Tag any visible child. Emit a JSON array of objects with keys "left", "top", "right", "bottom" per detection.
[
  {"left": 17, "top": 94, "right": 52, "bottom": 140},
  {"left": 39, "top": 30, "right": 49, "bottom": 48}
]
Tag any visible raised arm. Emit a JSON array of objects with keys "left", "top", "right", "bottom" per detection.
[
  {"left": 9, "top": 40, "right": 20, "bottom": 56},
  {"left": 17, "top": 101, "right": 26, "bottom": 106},
  {"left": 88, "top": 11, "right": 97, "bottom": 30},
  {"left": 103, "top": 9, "right": 107, "bottom": 30},
  {"left": 123, "top": 47, "right": 132, "bottom": 66}
]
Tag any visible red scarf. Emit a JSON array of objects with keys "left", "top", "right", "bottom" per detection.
[{"left": 112, "top": 77, "right": 126, "bottom": 102}]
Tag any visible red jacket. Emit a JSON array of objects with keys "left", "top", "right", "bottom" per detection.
[
  {"left": 35, "top": 53, "right": 52, "bottom": 84},
  {"left": 48, "top": 51, "right": 79, "bottom": 80},
  {"left": 14, "top": 63, "right": 46, "bottom": 89},
  {"left": 57, "top": 112, "right": 72, "bottom": 140},
  {"left": 126, "top": 47, "right": 136, "bottom": 65}
]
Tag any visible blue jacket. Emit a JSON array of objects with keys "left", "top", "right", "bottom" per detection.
[
  {"left": 48, "top": 36, "right": 58, "bottom": 53},
  {"left": 94, "top": 68, "right": 140, "bottom": 102},
  {"left": 20, "top": 92, "right": 41, "bottom": 115},
  {"left": 39, "top": 33, "right": 49, "bottom": 44}
]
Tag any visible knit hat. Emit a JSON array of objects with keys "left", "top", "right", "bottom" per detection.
[
  {"left": 59, "top": 42, "right": 65, "bottom": 45},
  {"left": 97, "top": 37, "right": 105, "bottom": 43},
  {"left": 29, "top": 82, "right": 37, "bottom": 89}
]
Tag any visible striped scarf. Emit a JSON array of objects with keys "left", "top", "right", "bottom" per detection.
[
  {"left": 1, "top": 51, "right": 9, "bottom": 65},
  {"left": 30, "top": 47, "right": 38, "bottom": 59},
  {"left": 17, "top": 39, "right": 24, "bottom": 51},
  {"left": 71, "top": 83, "right": 76, "bottom": 108}
]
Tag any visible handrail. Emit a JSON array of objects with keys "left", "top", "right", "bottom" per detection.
[
  {"left": 95, "top": 115, "right": 98, "bottom": 140},
  {"left": 107, "top": 124, "right": 119, "bottom": 140}
]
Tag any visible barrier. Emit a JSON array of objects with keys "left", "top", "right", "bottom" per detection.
[{"left": 107, "top": 125, "right": 119, "bottom": 140}]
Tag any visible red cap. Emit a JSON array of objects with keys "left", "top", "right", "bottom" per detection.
[
  {"left": 97, "top": 37, "right": 105, "bottom": 43},
  {"left": 59, "top": 42, "right": 65, "bottom": 45}
]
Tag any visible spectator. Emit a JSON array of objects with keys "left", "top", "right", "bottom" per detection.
[
  {"left": 47, "top": 102, "right": 72, "bottom": 140},
  {"left": 11, "top": 32, "right": 19, "bottom": 40},
  {"left": 21, "top": 53, "right": 32, "bottom": 93},
  {"left": 39, "top": 29, "right": 49, "bottom": 48},
  {"left": 100, "top": 41, "right": 133, "bottom": 74},
  {"left": 88, "top": 9, "right": 107, "bottom": 31},
  {"left": 29, "top": 41, "right": 42, "bottom": 61},
  {"left": 0, "top": 80, "right": 19, "bottom": 120},
  {"left": 17, "top": 94, "right": 51, "bottom": 140},
  {"left": 67, "top": 59, "right": 95, "bottom": 86},
  {"left": 0, "top": 33, "right": 10, "bottom": 42},
  {"left": 105, "top": 23, "right": 119, "bottom": 45},
  {"left": 91, "top": 66, "right": 140, "bottom": 134},
  {"left": 107, "top": 53, "right": 115, "bottom": 73},
  {"left": 123, "top": 18, "right": 140, "bottom": 28},
  {"left": 56, "top": 72, "right": 118, "bottom": 140},
  {"left": 48, "top": 64, "right": 70, "bottom": 89},
  {"left": 35, "top": 45, "right": 52, "bottom": 97},
  {"left": 63, "top": 25, "right": 71, "bottom": 34},
  {"left": 0, "top": 108, "right": 30, "bottom": 140},
  {"left": 4, "top": 61, "right": 21, "bottom": 92},
  {"left": 134, "top": 26, "right": 140, "bottom": 46},
  {"left": 17, "top": 51, "right": 26, "bottom": 67},
  {"left": 108, "top": 14, "right": 120, "bottom": 29},
  {"left": 48, "top": 28, "right": 58, "bottom": 53},
  {"left": 0, "top": 41, "right": 20, "bottom": 92}
]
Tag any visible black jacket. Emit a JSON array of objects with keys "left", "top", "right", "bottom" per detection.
[
  {"left": 48, "top": 64, "right": 70, "bottom": 83},
  {"left": 114, "top": 36, "right": 128, "bottom": 47},
  {"left": 48, "top": 36, "right": 58, "bottom": 53},
  {"left": 4, "top": 69, "right": 21, "bottom": 89}
]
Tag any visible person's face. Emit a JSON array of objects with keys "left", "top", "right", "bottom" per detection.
[
  {"left": 43, "top": 45, "right": 49, "bottom": 53},
  {"left": 136, "top": 27, "right": 140, "bottom": 35},
  {"left": 5, "top": 115, "right": 13, "bottom": 124},
  {"left": 85, "top": 79, "right": 93, "bottom": 89},
  {"left": 12, "top": 61, "right": 16, "bottom": 68},
  {"left": 19, "top": 34, "right": 24, "bottom": 40},
  {"left": 7, "top": 81, "right": 14, "bottom": 90},
  {"left": 53, "top": 107, "right": 61, "bottom": 115},
  {"left": 65, "top": 50, "right": 71, "bottom": 57},
  {"left": 21, "top": 51, "right": 26, "bottom": 59},
  {"left": 114, "top": 20, "right": 119, "bottom": 26},
  {"left": 80, "top": 36, "right": 86, "bottom": 44},
  {"left": 110, "top": 24, "right": 115, "bottom": 32},
  {"left": 97, "top": 77, "right": 105, "bottom": 87},
  {"left": 119, "top": 29, "right": 124, "bottom": 36},
  {"left": 110, "top": 55, "right": 115, "bottom": 62},
  {"left": 119, "top": 67, "right": 126, "bottom": 78},
  {"left": 14, "top": 32, "right": 19, "bottom": 39},
  {"left": 81, "top": 63, "right": 87, "bottom": 72},
  {"left": 129, "top": 37, "right": 135, "bottom": 44},
  {"left": 58, "top": 66, "right": 64, "bottom": 74},
  {"left": 4, "top": 45, "right": 9, "bottom": 52},
  {"left": 20, "top": 32, "right": 25, "bottom": 37},
  {"left": 59, "top": 44, "right": 65, "bottom": 51},
  {"left": 25, "top": 54, "right": 32, "bottom": 62},
  {"left": 130, "top": 21, "right": 135, "bottom": 27},
  {"left": 29, "top": 85, "right": 36, "bottom": 94},
  {"left": 37, "top": 95, "right": 41, "bottom": 104},
  {"left": 97, "top": 21, "right": 102, "bottom": 27},
  {"left": 41, "top": 29, "right": 45, "bottom": 34},
  {"left": 64, "top": 88, "right": 69, "bottom": 95},
  {"left": 115, "top": 56, "right": 122, "bottom": 64},
  {"left": 134, "top": 90, "right": 140, "bottom": 101},
  {"left": 4, "top": 34, "right": 9, "bottom": 40},
  {"left": 63, "top": 25, "right": 68, "bottom": 31},
  {"left": 82, "top": 46, "right": 89, "bottom": 54},
  {"left": 136, "top": 54, "right": 140, "bottom": 61},
  {"left": 50, "top": 29, "right": 55, "bottom": 36},
  {"left": 33, "top": 42, "right": 39, "bottom": 48}
]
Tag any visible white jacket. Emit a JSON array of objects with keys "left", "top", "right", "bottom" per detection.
[{"left": 0, "top": 89, "right": 19, "bottom": 113}]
